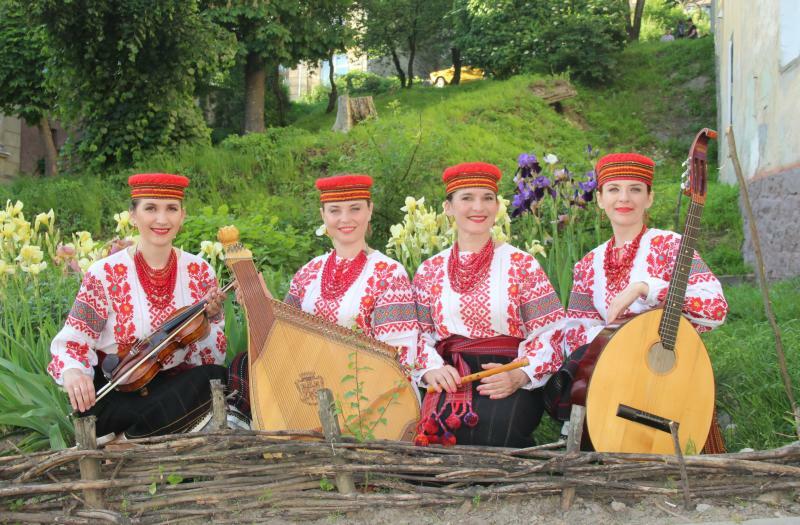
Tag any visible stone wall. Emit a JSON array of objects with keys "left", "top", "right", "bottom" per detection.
[
  {"left": 0, "top": 115, "right": 21, "bottom": 181},
  {"left": 741, "top": 167, "right": 800, "bottom": 280}
]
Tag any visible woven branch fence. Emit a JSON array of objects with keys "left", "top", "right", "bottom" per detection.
[{"left": 2, "top": 427, "right": 800, "bottom": 524}]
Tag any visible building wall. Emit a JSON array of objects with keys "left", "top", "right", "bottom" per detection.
[
  {"left": 0, "top": 115, "right": 22, "bottom": 182},
  {"left": 714, "top": 0, "right": 800, "bottom": 279}
]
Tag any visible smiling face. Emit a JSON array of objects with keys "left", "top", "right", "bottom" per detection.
[
  {"left": 444, "top": 188, "right": 499, "bottom": 238},
  {"left": 320, "top": 199, "right": 373, "bottom": 250},
  {"left": 596, "top": 180, "right": 654, "bottom": 229},
  {"left": 130, "top": 198, "right": 185, "bottom": 248}
]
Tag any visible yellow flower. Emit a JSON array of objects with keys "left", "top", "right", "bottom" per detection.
[
  {"left": 77, "top": 231, "right": 92, "bottom": 244},
  {"left": 199, "top": 240, "right": 224, "bottom": 261},
  {"left": 0, "top": 259, "right": 14, "bottom": 276},
  {"left": 34, "top": 209, "right": 55, "bottom": 233},
  {"left": 1, "top": 221, "right": 15, "bottom": 239},
  {"left": 401, "top": 196, "right": 425, "bottom": 213},
  {"left": 25, "top": 261, "right": 47, "bottom": 276},
  {"left": 17, "top": 244, "right": 44, "bottom": 265},
  {"left": 6, "top": 200, "right": 23, "bottom": 217},
  {"left": 78, "top": 258, "right": 92, "bottom": 273},
  {"left": 0, "top": 210, "right": 7, "bottom": 223},
  {"left": 114, "top": 210, "right": 131, "bottom": 233},
  {"left": 526, "top": 240, "right": 547, "bottom": 258}
]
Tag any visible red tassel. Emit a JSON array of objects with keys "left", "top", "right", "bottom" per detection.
[
  {"left": 445, "top": 413, "right": 462, "bottom": 430},
  {"left": 428, "top": 434, "right": 441, "bottom": 445},
  {"left": 414, "top": 434, "right": 430, "bottom": 447},
  {"left": 442, "top": 431, "right": 457, "bottom": 447},
  {"left": 463, "top": 411, "right": 479, "bottom": 428},
  {"left": 423, "top": 417, "right": 439, "bottom": 435}
]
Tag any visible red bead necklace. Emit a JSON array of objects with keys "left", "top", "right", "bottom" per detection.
[
  {"left": 320, "top": 249, "right": 368, "bottom": 300},
  {"left": 603, "top": 225, "right": 647, "bottom": 286},
  {"left": 447, "top": 238, "right": 494, "bottom": 294},
  {"left": 134, "top": 248, "right": 178, "bottom": 310}
]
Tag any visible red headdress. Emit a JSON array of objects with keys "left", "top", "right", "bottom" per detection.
[
  {"left": 595, "top": 153, "right": 655, "bottom": 187},
  {"left": 128, "top": 173, "right": 190, "bottom": 200},
  {"left": 442, "top": 162, "right": 502, "bottom": 195},
  {"left": 315, "top": 174, "right": 373, "bottom": 203}
]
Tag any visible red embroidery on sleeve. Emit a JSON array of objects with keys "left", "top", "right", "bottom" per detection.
[{"left": 105, "top": 263, "right": 136, "bottom": 354}]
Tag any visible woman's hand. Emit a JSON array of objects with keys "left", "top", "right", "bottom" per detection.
[
  {"left": 203, "top": 285, "right": 226, "bottom": 318},
  {"left": 476, "top": 364, "right": 529, "bottom": 400},
  {"left": 422, "top": 365, "right": 461, "bottom": 394},
  {"left": 63, "top": 368, "right": 96, "bottom": 412},
  {"left": 607, "top": 281, "right": 649, "bottom": 324}
]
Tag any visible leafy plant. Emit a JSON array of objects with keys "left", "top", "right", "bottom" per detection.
[
  {"left": 510, "top": 149, "right": 603, "bottom": 304},
  {"left": 335, "top": 350, "right": 401, "bottom": 441}
]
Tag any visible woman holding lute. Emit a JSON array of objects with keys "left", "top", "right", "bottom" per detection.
[
  {"left": 412, "top": 162, "right": 565, "bottom": 447},
  {"left": 558, "top": 151, "right": 728, "bottom": 453},
  {"left": 49, "top": 174, "right": 228, "bottom": 441}
]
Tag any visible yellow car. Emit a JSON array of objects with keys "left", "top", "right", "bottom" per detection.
[{"left": 429, "top": 66, "right": 485, "bottom": 87}]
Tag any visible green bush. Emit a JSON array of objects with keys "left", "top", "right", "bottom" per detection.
[
  {"left": 455, "top": 0, "right": 626, "bottom": 84},
  {"left": 337, "top": 71, "right": 401, "bottom": 96},
  {"left": 175, "top": 202, "right": 314, "bottom": 285}
]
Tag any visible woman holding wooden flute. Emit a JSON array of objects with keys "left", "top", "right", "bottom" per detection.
[{"left": 411, "top": 162, "right": 565, "bottom": 447}]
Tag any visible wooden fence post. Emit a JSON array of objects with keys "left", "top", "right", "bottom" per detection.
[
  {"left": 317, "top": 388, "right": 356, "bottom": 494},
  {"left": 210, "top": 379, "right": 226, "bottom": 431},
  {"left": 560, "top": 405, "right": 586, "bottom": 511},
  {"left": 74, "top": 415, "right": 104, "bottom": 509}
]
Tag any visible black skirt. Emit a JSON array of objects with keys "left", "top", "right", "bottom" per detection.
[
  {"left": 81, "top": 364, "right": 227, "bottom": 438},
  {"left": 425, "top": 353, "right": 545, "bottom": 448}
]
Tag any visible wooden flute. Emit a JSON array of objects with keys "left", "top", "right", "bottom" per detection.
[{"left": 425, "top": 358, "right": 530, "bottom": 393}]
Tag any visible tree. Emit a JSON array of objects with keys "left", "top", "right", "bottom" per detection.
[
  {"left": 358, "top": 0, "right": 450, "bottom": 88},
  {"left": 35, "top": 0, "right": 234, "bottom": 168},
  {"left": 0, "top": 0, "right": 58, "bottom": 176},
  {"left": 627, "top": 0, "right": 647, "bottom": 41}
]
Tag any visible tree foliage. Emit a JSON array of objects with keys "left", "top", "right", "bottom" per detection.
[
  {"left": 35, "top": 0, "right": 235, "bottom": 168},
  {"left": 0, "top": 0, "right": 59, "bottom": 175},
  {"left": 454, "top": 0, "right": 627, "bottom": 84},
  {"left": 0, "top": 0, "right": 52, "bottom": 125},
  {"left": 358, "top": 0, "right": 450, "bottom": 88}
]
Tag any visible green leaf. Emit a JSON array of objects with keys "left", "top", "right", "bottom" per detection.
[
  {"left": 148, "top": 482, "right": 157, "bottom": 495},
  {"left": 167, "top": 473, "right": 183, "bottom": 485}
]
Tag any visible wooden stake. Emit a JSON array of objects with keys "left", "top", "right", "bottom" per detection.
[
  {"left": 669, "top": 421, "right": 694, "bottom": 510},
  {"left": 560, "top": 404, "right": 585, "bottom": 510},
  {"left": 726, "top": 127, "right": 800, "bottom": 439},
  {"left": 210, "top": 379, "right": 226, "bottom": 431},
  {"left": 316, "top": 388, "right": 355, "bottom": 494},
  {"left": 74, "top": 416, "right": 104, "bottom": 509}
]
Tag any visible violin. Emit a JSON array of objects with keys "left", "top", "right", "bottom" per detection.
[{"left": 95, "top": 280, "right": 235, "bottom": 402}]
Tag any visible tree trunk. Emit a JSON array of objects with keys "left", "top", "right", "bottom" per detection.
[
  {"left": 37, "top": 115, "right": 58, "bottom": 177},
  {"left": 628, "top": 0, "right": 646, "bottom": 41},
  {"left": 405, "top": 36, "right": 416, "bottom": 89},
  {"left": 623, "top": 0, "right": 633, "bottom": 38},
  {"left": 244, "top": 51, "right": 266, "bottom": 133},
  {"left": 451, "top": 47, "right": 462, "bottom": 85},
  {"left": 390, "top": 48, "right": 407, "bottom": 88},
  {"left": 326, "top": 53, "right": 337, "bottom": 114},
  {"left": 266, "top": 62, "right": 288, "bottom": 127}
]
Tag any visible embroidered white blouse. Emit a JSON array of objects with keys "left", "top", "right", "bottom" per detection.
[
  {"left": 48, "top": 249, "right": 226, "bottom": 385},
  {"left": 412, "top": 243, "right": 565, "bottom": 389}
]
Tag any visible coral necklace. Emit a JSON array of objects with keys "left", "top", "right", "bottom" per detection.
[
  {"left": 134, "top": 248, "right": 178, "bottom": 310},
  {"left": 320, "top": 249, "right": 368, "bottom": 300},
  {"left": 447, "top": 238, "right": 494, "bottom": 294},
  {"left": 603, "top": 225, "right": 647, "bottom": 286}
]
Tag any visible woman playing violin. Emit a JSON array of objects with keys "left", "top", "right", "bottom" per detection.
[{"left": 48, "top": 174, "right": 227, "bottom": 440}]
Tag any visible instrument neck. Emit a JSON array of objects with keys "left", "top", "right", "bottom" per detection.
[{"left": 658, "top": 199, "right": 704, "bottom": 350}]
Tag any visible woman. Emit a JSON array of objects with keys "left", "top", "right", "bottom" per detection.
[
  {"left": 228, "top": 174, "right": 419, "bottom": 418},
  {"left": 560, "top": 153, "right": 728, "bottom": 451},
  {"left": 49, "top": 173, "right": 228, "bottom": 440},
  {"left": 413, "top": 162, "right": 565, "bottom": 448}
]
